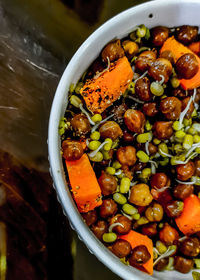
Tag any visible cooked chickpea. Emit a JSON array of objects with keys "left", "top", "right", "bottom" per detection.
[
  {"left": 165, "top": 200, "right": 184, "bottom": 218},
  {"left": 101, "top": 39, "right": 124, "bottom": 63},
  {"left": 153, "top": 121, "right": 173, "bottom": 139},
  {"left": 123, "top": 130, "right": 135, "bottom": 143},
  {"left": 141, "top": 223, "right": 157, "bottom": 237},
  {"left": 99, "top": 121, "right": 123, "bottom": 140},
  {"left": 176, "top": 25, "right": 198, "bottom": 45},
  {"left": 142, "top": 102, "right": 158, "bottom": 117},
  {"left": 160, "top": 97, "right": 182, "bottom": 120},
  {"left": 181, "top": 97, "right": 195, "bottom": 119},
  {"left": 129, "top": 245, "right": 151, "bottom": 266},
  {"left": 135, "top": 50, "right": 157, "bottom": 72},
  {"left": 81, "top": 210, "right": 97, "bottom": 226},
  {"left": 111, "top": 239, "right": 132, "bottom": 258},
  {"left": 117, "top": 146, "right": 136, "bottom": 166},
  {"left": 150, "top": 173, "right": 170, "bottom": 189},
  {"left": 100, "top": 199, "right": 118, "bottom": 218},
  {"left": 129, "top": 184, "right": 153, "bottom": 206},
  {"left": 91, "top": 220, "right": 108, "bottom": 240},
  {"left": 122, "top": 40, "right": 139, "bottom": 59},
  {"left": 152, "top": 26, "right": 169, "bottom": 47},
  {"left": 145, "top": 203, "right": 164, "bottom": 222},
  {"left": 173, "top": 87, "right": 188, "bottom": 99},
  {"left": 148, "top": 143, "right": 158, "bottom": 155},
  {"left": 154, "top": 258, "right": 169, "bottom": 271},
  {"left": 174, "top": 256, "right": 194, "bottom": 273},
  {"left": 159, "top": 223, "right": 179, "bottom": 245},
  {"left": 180, "top": 237, "right": 200, "bottom": 257},
  {"left": 173, "top": 184, "right": 194, "bottom": 200},
  {"left": 135, "top": 77, "right": 152, "bottom": 101},
  {"left": 124, "top": 109, "right": 146, "bottom": 134},
  {"left": 110, "top": 214, "right": 132, "bottom": 235},
  {"left": 160, "top": 50, "right": 175, "bottom": 64},
  {"left": 176, "top": 161, "right": 195, "bottom": 181},
  {"left": 71, "top": 113, "right": 91, "bottom": 136},
  {"left": 89, "top": 58, "right": 105, "bottom": 76},
  {"left": 62, "top": 140, "right": 83, "bottom": 161},
  {"left": 148, "top": 58, "right": 172, "bottom": 83},
  {"left": 98, "top": 171, "right": 117, "bottom": 196},
  {"left": 175, "top": 53, "right": 199, "bottom": 79}
]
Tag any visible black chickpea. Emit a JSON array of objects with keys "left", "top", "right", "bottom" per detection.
[
  {"left": 165, "top": 200, "right": 184, "bottom": 218},
  {"left": 81, "top": 210, "right": 97, "bottom": 226},
  {"left": 176, "top": 25, "right": 198, "bottom": 45},
  {"left": 98, "top": 171, "right": 117, "bottom": 196},
  {"left": 175, "top": 53, "right": 199, "bottom": 79},
  {"left": 154, "top": 258, "right": 169, "bottom": 271},
  {"left": 99, "top": 199, "right": 118, "bottom": 218},
  {"left": 152, "top": 26, "right": 169, "bottom": 47},
  {"left": 110, "top": 215, "right": 132, "bottom": 235},
  {"left": 148, "top": 58, "right": 172, "bottom": 83},
  {"left": 173, "top": 184, "right": 194, "bottom": 200},
  {"left": 160, "top": 97, "right": 182, "bottom": 120},
  {"left": 135, "top": 50, "right": 157, "bottom": 72},
  {"left": 111, "top": 239, "right": 132, "bottom": 258},
  {"left": 153, "top": 121, "right": 173, "bottom": 140},
  {"left": 91, "top": 221, "right": 108, "bottom": 240},
  {"left": 179, "top": 237, "right": 200, "bottom": 257},
  {"left": 101, "top": 39, "right": 125, "bottom": 63},
  {"left": 135, "top": 77, "right": 152, "bottom": 101},
  {"left": 62, "top": 140, "right": 83, "bottom": 161},
  {"left": 99, "top": 121, "right": 123, "bottom": 140},
  {"left": 145, "top": 202, "right": 164, "bottom": 222},
  {"left": 142, "top": 102, "right": 158, "bottom": 117},
  {"left": 117, "top": 146, "right": 137, "bottom": 166},
  {"left": 174, "top": 256, "right": 194, "bottom": 273},
  {"left": 124, "top": 109, "right": 146, "bottom": 134},
  {"left": 129, "top": 245, "right": 151, "bottom": 266},
  {"left": 71, "top": 113, "right": 91, "bottom": 136},
  {"left": 141, "top": 223, "right": 157, "bottom": 237}
]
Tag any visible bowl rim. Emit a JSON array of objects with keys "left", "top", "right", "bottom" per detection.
[{"left": 48, "top": 0, "right": 200, "bottom": 279}]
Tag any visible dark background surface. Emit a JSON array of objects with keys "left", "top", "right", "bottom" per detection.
[{"left": 0, "top": 1, "right": 147, "bottom": 279}]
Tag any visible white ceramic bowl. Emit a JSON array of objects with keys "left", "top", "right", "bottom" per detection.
[{"left": 48, "top": 0, "right": 200, "bottom": 279}]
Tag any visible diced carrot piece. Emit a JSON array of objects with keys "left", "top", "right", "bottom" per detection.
[
  {"left": 160, "top": 36, "right": 200, "bottom": 90},
  {"left": 80, "top": 56, "right": 133, "bottom": 113},
  {"left": 175, "top": 194, "right": 200, "bottom": 235},
  {"left": 189, "top": 41, "right": 200, "bottom": 55},
  {"left": 120, "top": 230, "right": 153, "bottom": 275},
  {"left": 65, "top": 154, "right": 102, "bottom": 212}
]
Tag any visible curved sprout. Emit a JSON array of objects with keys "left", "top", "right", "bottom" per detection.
[
  {"left": 126, "top": 95, "right": 144, "bottom": 104},
  {"left": 153, "top": 246, "right": 176, "bottom": 267},
  {"left": 108, "top": 222, "right": 124, "bottom": 233},
  {"left": 174, "top": 152, "right": 198, "bottom": 165},
  {"left": 91, "top": 114, "right": 115, "bottom": 133},
  {"left": 175, "top": 179, "right": 195, "bottom": 185},
  {"left": 89, "top": 140, "right": 109, "bottom": 158}
]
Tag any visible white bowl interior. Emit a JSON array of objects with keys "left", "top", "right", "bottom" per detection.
[{"left": 48, "top": 0, "right": 200, "bottom": 279}]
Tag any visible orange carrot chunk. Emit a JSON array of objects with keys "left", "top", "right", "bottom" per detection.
[
  {"left": 65, "top": 154, "right": 102, "bottom": 213},
  {"left": 175, "top": 194, "right": 200, "bottom": 235},
  {"left": 160, "top": 36, "right": 200, "bottom": 90},
  {"left": 80, "top": 56, "right": 133, "bottom": 113},
  {"left": 189, "top": 41, "right": 200, "bottom": 55},
  {"left": 120, "top": 230, "right": 153, "bottom": 275}
]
